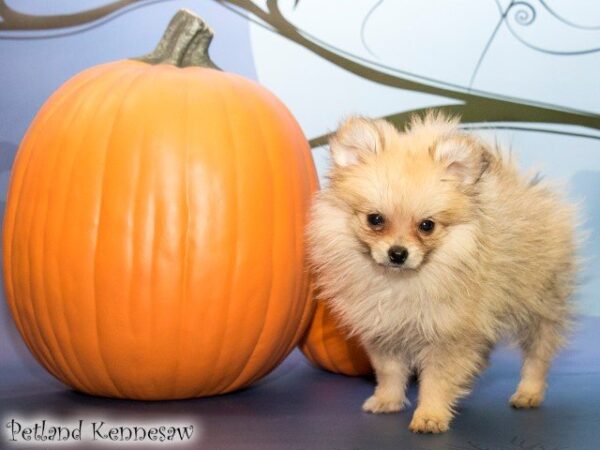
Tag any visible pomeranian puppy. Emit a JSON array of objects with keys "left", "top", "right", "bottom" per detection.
[{"left": 307, "top": 112, "right": 577, "bottom": 433}]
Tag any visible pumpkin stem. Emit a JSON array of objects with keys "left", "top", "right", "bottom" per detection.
[{"left": 133, "top": 9, "right": 219, "bottom": 69}]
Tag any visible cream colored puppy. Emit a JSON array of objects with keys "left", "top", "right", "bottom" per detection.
[{"left": 307, "top": 113, "right": 577, "bottom": 433}]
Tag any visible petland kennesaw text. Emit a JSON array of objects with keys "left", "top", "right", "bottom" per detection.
[{"left": 5, "top": 419, "right": 195, "bottom": 444}]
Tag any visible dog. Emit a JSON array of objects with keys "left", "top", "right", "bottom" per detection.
[{"left": 306, "top": 112, "right": 577, "bottom": 433}]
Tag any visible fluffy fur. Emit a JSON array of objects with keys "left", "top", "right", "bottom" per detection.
[{"left": 307, "top": 112, "right": 577, "bottom": 433}]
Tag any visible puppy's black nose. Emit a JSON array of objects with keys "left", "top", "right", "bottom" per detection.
[{"left": 388, "top": 246, "right": 409, "bottom": 265}]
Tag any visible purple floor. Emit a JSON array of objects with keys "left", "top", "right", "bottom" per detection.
[{"left": 1, "top": 316, "right": 599, "bottom": 449}]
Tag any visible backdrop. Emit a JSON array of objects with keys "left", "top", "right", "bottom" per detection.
[{"left": 1, "top": 0, "right": 599, "bottom": 373}]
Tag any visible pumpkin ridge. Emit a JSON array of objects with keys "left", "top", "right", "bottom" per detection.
[
  {"left": 186, "top": 72, "right": 214, "bottom": 396},
  {"left": 90, "top": 66, "right": 155, "bottom": 398},
  {"left": 123, "top": 65, "right": 166, "bottom": 399},
  {"left": 42, "top": 68, "right": 142, "bottom": 394},
  {"left": 40, "top": 92, "right": 97, "bottom": 392},
  {"left": 125, "top": 68, "right": 149, "bottom": 354},
  {"left": 218, "top": 76, "right": 277, "bottom": 393},
  {"left": 243, "top": 102, "right": 304, "bottom": 387},
  {"left": 6, "top": 65, "right": 125, "bottom": 385},
  {"left": 3, "top": 65, "right": 113, "bottom": 375},
  {"left": 276, "top": 121, "right": 303, "bottom": 366},
  {"left": 129, "top": 65, "right": 172, "bottom": 399},
  {"left": 216, "top": 73, "right": 248, "bottom": 393},
  {"left": 58, "top": 65, "right": 149, "bottom": 393},
  {"left": 26, "top": 69, "right": 112, "bottom": 390},
  {"left": 183, "top": 72, "right": 227, "bottom": 397},
  {"left": 170, "top": 74, "right": 192, "bottom": 398},
  {"left": 240, "top": 92, "right": 315, "bottom": 388},
  {"left": 4, "top": 124, "right": 64, "bottom": 380},
  {"left": 195, "top": 71, "right": 238, "bottom": 395},
  {"left": 175, "top": 76, "right": 202, "bottom": 398},
  {"left": 261, "top": 109, "right": 302, "bottom": 372}
]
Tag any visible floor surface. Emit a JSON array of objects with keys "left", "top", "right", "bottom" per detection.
[{"left": 1, "top": 317, "right": 599, "bottom": 449}]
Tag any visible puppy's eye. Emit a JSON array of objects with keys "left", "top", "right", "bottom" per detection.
[
  {"left": 418, "top": 219, "right": 435, "bottom": 233},
  {"left": 367, "top": 213, "right": 385, "bottom": 229}
]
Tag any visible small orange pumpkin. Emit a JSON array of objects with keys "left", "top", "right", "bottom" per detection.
[
  {"left": 300, "top": 300, "right": 372, "bottom": 376},
  {"left": 3, "top": 10, "right": 318, "bottom": 399}
]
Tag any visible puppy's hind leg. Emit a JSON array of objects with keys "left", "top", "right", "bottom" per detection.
[
  {"left": 510, "top": 318, "right": 567, "bottom": 409},
  {"left": 362, "top": 345, "right": 411, "bottom": 414}
]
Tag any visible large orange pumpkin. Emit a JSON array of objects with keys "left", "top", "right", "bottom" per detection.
[
  {"left": 300, "top": 300, "right": 372, "bottom": 376},
  {"left": 3, "top": 10, "right": 318, "bottom": 400}
]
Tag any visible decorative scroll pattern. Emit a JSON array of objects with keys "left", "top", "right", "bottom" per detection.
[{"left": 0, "top": 0, "right": 598, "bottom": 146}]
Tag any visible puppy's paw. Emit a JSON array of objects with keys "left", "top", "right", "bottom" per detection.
[
  {"left": 362, "top": 395, "right": 408, "bottom": 414},
  {"left": 409, "top": 408, "right": 450, "bottom": 434},
  {"left": 510, "top": 390, "right": 544, "bottom": 409}
]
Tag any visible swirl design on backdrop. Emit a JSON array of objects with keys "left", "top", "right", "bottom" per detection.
[
  {"left": 512, "top": 2, "right": 536, "bottom": 26},
  {"left": 506, "top": 0, "right": 600, "bottom": 55},
  {"left": 0, "top": 0, "right": 598, "bottom": 144},
  {"left": 357, "top": 1, "right": 600, "bottom": 90}
]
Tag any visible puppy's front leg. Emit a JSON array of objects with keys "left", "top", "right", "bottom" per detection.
[
  {"left": 362, "top": 345, "right": 411, "bottom": 414},
  {"left": 410, "top": 343, "right": 488, "bottom": 433}
]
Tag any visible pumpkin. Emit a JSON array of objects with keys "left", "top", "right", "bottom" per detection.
[
  {"left": 300, "top": 300, "right": 372, "bottom": 376},
  {"left": 2, "top": 9, "right": 318, "bottom": 400}
]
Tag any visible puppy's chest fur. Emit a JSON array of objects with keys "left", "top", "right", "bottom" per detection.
[{"left": 328, "top": 265, "right": 470, "bottom": 354}]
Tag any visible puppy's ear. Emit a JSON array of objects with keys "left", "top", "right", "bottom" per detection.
[
  {"left": 432, "top": 136, "right": 491, "bottom": 184},
  {"left": 330, "top": 117, "right": 393, "bottom": 167}
]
